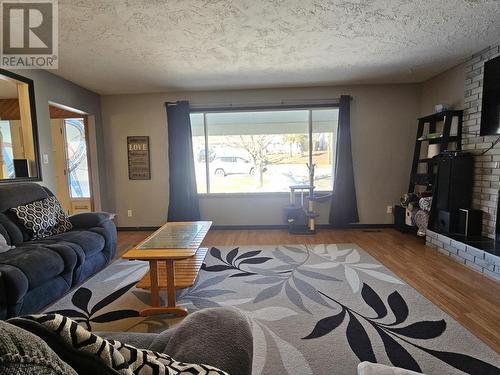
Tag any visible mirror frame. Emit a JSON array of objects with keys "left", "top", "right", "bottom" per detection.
[{"left": 0, "top": 68, "right": 41, "bottom": 182}]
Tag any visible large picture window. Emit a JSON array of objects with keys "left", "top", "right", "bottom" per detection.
[{"left": 190, "top": 107, "right": 339, "bottom": 194}]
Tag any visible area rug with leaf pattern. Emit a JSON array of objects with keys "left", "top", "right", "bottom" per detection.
[{"left": 43, "top": 244, "right": 500, "bottom": 375}]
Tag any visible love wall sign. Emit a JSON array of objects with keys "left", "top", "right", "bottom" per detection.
[{"left": 127, "top": 136, "right": 151, "bottom": 180}]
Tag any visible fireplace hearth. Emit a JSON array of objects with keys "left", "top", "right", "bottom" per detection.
[{"left": 426, "top": 229, "right": 500, "bottom": 281}]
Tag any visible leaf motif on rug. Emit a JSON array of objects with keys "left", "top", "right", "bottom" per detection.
[
  {"left": 309, "top": 244, "right": 403, "bottom": 292},
  {"left": 244, "top": 246, "right": 340, "bottom": 313},
  {"left": 249, "top": 307, "right": 313, "bottom": 375},
  {"left": 202, "top": 247, "right": 272, "bottom": 277},
  {"left": 177, "top": 273, "right": 236, "bottom": 309},
  {"left": 303, "top": 283, "right": 500, "bottom": 374},
  {"left": 47, "top": 281, "right": 140, "bottom": 331}
]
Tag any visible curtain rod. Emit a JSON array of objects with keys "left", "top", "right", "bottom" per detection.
[
  {"left": 193, "top": 98, "right": 340, "bottom": 108},
  {"left": 166, "top": 97, "right": 342, "bottom": 108}
]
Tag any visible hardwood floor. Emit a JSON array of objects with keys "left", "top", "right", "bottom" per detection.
[{"left": 116, "top": 228, "right": 500, "bottom": 353}]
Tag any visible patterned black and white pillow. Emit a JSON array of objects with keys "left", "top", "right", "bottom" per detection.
[
  {"left": 11, "top": 196, "right": 72, "bottom": 240},
  {"left": 15, "top": 314, "right": 229, "bottom": 375}
]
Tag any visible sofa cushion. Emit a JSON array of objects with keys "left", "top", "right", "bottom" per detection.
[
  {"left": 18, "top": 276, "right": 72, "bottom": 317},
  {"left": 37, "top": 230, "right": 105, "bottom": 259},
  {"left": 11, "top": 197, "right": 72, "bottom": 240},
  {"left": 0, "top": 183, "right": 51, "bottom": 213},
  {"left": 11, "top": 314, "right": 229, "bottom": 375},
  {"left": 0, "top": 245, "right": 65, "bottom": 286}
]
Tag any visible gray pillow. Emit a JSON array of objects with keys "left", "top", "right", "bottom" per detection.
[
  {"left": 10, "top": 196, "right": 72, "bottom": 240},
  {"left": 0, "top": 320, "right": 77, "bottom": 375}
]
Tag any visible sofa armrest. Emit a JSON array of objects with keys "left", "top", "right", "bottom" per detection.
[
  {"left": 0, "top": 265, "right": 29, "bottom": 319},
  {"left": 0, "top": 272, "right": 6, "bottom": 320},
  {"left": 68, "top": 212, "right": 115, "bottom": 229},
  {"left": 69, "top": 212, "right": 118, "bottom": 264}
]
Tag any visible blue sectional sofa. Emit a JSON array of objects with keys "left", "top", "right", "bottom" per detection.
[{"left": 0, "top": 183, "right": 116, "bottom": 318}]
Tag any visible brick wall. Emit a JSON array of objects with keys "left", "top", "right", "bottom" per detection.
[
  {"left": 462, "top": 42, "right": 500, "bottom": 239},
  {"left": 424, "top": 42, "right": 500, "bottom": 282}
]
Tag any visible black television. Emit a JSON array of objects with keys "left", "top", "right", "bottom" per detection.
[{"left": 480, "top": 55, "right": 500, "bottom": 136}]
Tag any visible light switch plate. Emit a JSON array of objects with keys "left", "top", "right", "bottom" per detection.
[{"left": 42, "top": 154, "right": 49, "bottom": 164}]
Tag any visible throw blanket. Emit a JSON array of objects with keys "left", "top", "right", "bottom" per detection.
[{"left": 15, "top": 314, "right": 228, "bottom": 375}]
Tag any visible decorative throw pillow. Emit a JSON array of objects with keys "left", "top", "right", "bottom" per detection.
[
  {"left": 13, "top": 314, "right": 229, "bottom": 375},
  {"left": 11, "top": 196, "right": 72, "bottom": 240}
]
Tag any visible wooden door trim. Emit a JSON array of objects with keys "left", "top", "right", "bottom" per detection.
[
  {"left": 49, "top": 105, "right": 94, "bottom": 211},
  {"left": 82, "top": 115, "right": 94, "bottom": 211}
]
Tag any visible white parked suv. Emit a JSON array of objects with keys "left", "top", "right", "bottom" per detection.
[{"left": 210, "top": 156, "right": 255, "bottom": 177}]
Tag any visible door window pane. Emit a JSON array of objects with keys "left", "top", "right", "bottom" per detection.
[{"left": 65, "top": 119, "right": 90, "bottom": 198}]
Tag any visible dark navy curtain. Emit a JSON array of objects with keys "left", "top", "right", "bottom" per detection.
[
  {"left": 329, "top": 95, "right": 359, "bottom": 226},
  {"left": 166, "top": 101, "right": 200, "bottom": 221}
]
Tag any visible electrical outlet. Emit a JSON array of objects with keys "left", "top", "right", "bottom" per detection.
[
  {"left": 127, "top": 210, "right": 133, "bottom": 217},
  {"left": 386, "top": 206, "right": 393, "bottom": 214}
]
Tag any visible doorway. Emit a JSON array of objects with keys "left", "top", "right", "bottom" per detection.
[{"left": 49, "top": 105, "right": 93, "bottom": 215}]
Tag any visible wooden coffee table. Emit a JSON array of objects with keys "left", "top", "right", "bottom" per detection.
[{"left": 123, "top": 221, "right": 212, "bottom": 317}]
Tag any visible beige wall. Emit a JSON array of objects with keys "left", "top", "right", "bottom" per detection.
[
  {"left": 6, "top": 63, "right": 469, "bottom": 228},
  {"left": 14, "top": 70, "right": 107, "bottom": 209},
  {"left": 419, "top": 63, "right": 466, "bottom": 116},
  {"left": 101, "top": 84, "right": 420, "bottom": 227}
]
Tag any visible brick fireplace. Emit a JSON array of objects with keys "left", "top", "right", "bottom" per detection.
[
  {"left": 463, "top": 43, "right": 500, "bottom": 239},
  {"left": 425, "top": 42, "right": 500, "bottom": 282}
]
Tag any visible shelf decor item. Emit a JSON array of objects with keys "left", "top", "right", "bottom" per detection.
[
  {"left": 434, "top": 104, "right": 451, "bottom": 113},
  {"left": 414, "top": 209, "right": 429, "bottom": 236},
  {"left": 428, "top": 144, "right": 440, "bottom": 158},
  {"left": 426, "top": 132, "right": 440, "bottom": 139}
]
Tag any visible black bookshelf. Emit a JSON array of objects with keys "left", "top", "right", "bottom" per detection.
[
  {"left": 408, "top": 110, "right": 463, "bottom": 193},
  {"left": 395, "top": 110, "right": 463, "bottom": 235}
]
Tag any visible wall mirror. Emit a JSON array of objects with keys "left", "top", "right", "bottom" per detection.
[{"left": 0, "top": 69, "right": 40, "bottom": 181}]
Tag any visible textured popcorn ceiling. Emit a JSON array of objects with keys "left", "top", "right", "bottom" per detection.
[{"left": 55, "top": 0, "right": 500, "bottom": 94}]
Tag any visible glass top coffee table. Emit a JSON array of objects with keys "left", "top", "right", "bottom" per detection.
[{"left": 123, "top": 221, "right": 212, "bottom": 317}]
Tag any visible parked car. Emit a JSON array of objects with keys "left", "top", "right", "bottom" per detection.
[
  {"left": 198, "top": 148, "right": 216, "bottom": 162},
  {"left": 211, "top": 156, "right": 255, "bottom": 177}
]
